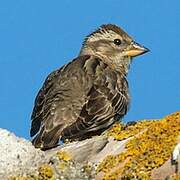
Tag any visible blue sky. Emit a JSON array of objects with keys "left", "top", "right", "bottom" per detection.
[{"left": 0, "top": 0, "right": 180, "bottom": 139}]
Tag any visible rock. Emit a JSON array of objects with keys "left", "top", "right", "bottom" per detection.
[
  {"left": 0, "top": 111, "right": 180, "bottom": 179},
  {"left": 0, "top": 128, "right": 47, "bottom": 179},
  {"left": 151, "top": 159, "right": 179, "bottom": 180},
  {"left": 96, "top": 111, "right": 180, "bottom": 179},
  {"left": 0, "top": 129, "right": 130, "bottom": 180},
  {"left": 46, "top": 136, "right": 130, "bottom": 165},
  {"left": 151, "top": 142, "right": 180, "bottom": 179}
]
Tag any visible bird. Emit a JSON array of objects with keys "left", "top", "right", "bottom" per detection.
[{"left": 30, "top": 24, "right": 149, "bottom": 150}]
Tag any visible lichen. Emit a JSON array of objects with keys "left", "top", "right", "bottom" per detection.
[
  {"left": 56, "top": 150, "right": 72, "bottom": 161},
  {"left": 107, "top": 120, "right": 155, "bottom": 141},
  {"left": 58, "top": 161, "right": 67, "bottom": 171},
  {"left": 38, "top": 164, "right": 54, "bottom": 180},
  {"left": 10, "top": 153, "right": 95, "bottom": 180},
  {"left": 9, "top": 164, "right": 54, "bottom": 180},
  {"left": 9, "top": 111, "right": 180, "bottom": 180},
  {"left": 170, "top": 173, "right": 180, "bottom": 180},
  {"left": 98, "top": 111, "right": 180, "bottom": 179}
]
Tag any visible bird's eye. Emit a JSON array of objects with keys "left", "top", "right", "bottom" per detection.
[{"left": 114, "top": 39, "right": 122, "bottom": 46}]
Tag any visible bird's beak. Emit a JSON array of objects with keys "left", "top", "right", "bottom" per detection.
[{"left": 124, "top": 42, "right": 149, "bottom": 57}]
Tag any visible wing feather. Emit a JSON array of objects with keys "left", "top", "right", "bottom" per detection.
[
  {"left": 61, "top": 66, "right": 129, "bottom": 140},
  {"left": 30, "top": 55, "right": 130, "bottom": 149}
]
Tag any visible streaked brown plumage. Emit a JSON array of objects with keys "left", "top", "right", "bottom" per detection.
[{"left": 30, "top": 24, "right": 149, "bottom": 149}]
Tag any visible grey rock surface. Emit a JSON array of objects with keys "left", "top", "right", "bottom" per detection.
[
  {"left": 0, "top": 128, "right": 47, "bottom": 179},
  {"left": 46, "top": 136, "right": 129, "bottom": 165},
  {"left": 0, "top": 128, "right": 179, "bottom": 179},
  {"left": 0, "top": 128, "right": 129, "bottom": 179}
]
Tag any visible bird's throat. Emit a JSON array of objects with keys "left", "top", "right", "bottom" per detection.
[
  {"left": 80, "top": 47, "right": 132, "bottom": 74},
  {"left": 119, "top": 57, "right": 132, "bottom": 74}
]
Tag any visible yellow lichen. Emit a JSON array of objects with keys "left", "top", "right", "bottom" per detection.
[
  {"left": 58, "top": 161, "right": 67, "bottom": 171},
  {"left": 98, "top": 111, "right": 180, "bottom": 179},
  {"left": 10, "top": 164, "right": 55, "bottom": 180},
  {"left": 108, "top": 120, "right": 155, "bottom": 141},
  {"left": 38, "top": 164, "right": 54, "bottom": 180},
  {"left": 56, "top": 151, "right": 72, "bottom": 161},
  {"left": 83, "top": 164, "right": 93, "bottom": 174},
  {"left": 170, "top": 173, "right": 180, "bottom": 180}
]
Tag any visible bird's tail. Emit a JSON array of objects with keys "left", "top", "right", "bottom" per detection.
[{"left": 32, "top": 124, "right": 63, "bottom": 150}]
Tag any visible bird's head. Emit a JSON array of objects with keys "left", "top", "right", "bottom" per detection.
[{"left": 80, "top": 24, "right": 149, "bottom": 73}]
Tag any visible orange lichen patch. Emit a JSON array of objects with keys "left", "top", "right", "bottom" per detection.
[
  {"left": 38, "top": 164, "right": 54, "bottom": 180},
  {"left": 108, "top": 120, "right": 155, "bottom": 141},
  {"left": 98, "top": 111, "right": 180, "bottom": 179},
  {"left": 56, "top": 151, "right": 72, "bottom": 161}
]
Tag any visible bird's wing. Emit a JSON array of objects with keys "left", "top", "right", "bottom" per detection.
[
  {"left": 61, "top": 62, "right": 129, "bottom": 140},
  {"left": 30, "top": 69, "right": 60, "bottom": 137},
  {"left": 30, "top": 55, "right": 95, "bottom": 148},
  {"left": 30, "top": 55, "right": 129, "bottom": 149}
]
